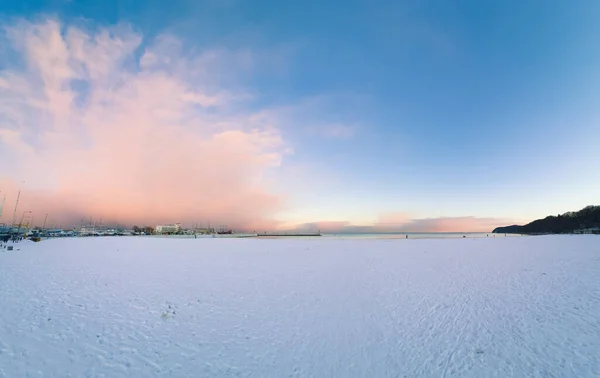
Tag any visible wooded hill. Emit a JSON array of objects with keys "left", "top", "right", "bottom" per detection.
[{"left": 493, "top": 205, "right": 600, "bottom": 234}]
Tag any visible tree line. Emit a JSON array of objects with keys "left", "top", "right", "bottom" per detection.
[{"left": 493, "top": 205, "right": 600, "bottom": 234}]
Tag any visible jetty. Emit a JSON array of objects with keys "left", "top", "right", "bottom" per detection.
[
  {"left": 257, "top": 232, "right": 321, "bottom": 237},
  {"left": 214, "top": 233, "right": 258, "bottom": 238}
]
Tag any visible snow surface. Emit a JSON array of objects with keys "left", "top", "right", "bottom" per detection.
[{"left": 1, "top": 235, "right": 599, "bottom": 377}]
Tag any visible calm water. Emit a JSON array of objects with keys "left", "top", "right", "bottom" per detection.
[{"left": 320, "top": 232, "right": 522, "bottom": 239}]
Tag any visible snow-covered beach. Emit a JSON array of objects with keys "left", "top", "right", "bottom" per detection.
[{"left": 1, "top": 236, "right": 599, "bottom": 377}]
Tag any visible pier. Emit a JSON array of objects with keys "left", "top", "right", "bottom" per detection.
[{"left": 257, "top": 232, "right": 321, "bottom": 237}]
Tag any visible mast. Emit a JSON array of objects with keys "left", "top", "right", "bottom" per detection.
[
  {"left": 11, "top": 190, "right": 20, "bottom": 228},
  {"left": 0, "top": 192, "right": 5, "bottom": 218}
]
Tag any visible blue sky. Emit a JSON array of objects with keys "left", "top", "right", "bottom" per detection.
[{"left": 1, "top": 0, "right": 599, "bottom": 230}]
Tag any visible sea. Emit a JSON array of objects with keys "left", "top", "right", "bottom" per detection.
[{"left": 319, "top": 232, "right": 522, "bottom": 239}]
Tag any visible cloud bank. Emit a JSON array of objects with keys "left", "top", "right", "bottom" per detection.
[
  {"left": 292, "top": 214, "right": 513, "bottom": 233},
  {"left": 0, "top": 18, "right": 289, "bottom": 229}
]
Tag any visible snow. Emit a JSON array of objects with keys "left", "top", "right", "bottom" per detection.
[{"left": 1, "top": 235, "right": 599, "bottom": 377}]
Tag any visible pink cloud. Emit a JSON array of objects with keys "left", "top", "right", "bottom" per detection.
[
  {"left": 292, "top": 221, "right": 354, "bottom": 233},
  {"left": 389, "top": 217, "right": 510, "bottom": 233},
  {"left": 0, "top": 18, "right": 290, "bottom": 230},
  {"left": 291, "top": 213, "right": 516, "bottom": 233},
  {"left": 368, "top": 212, "right": 505, "bottom": 232}
]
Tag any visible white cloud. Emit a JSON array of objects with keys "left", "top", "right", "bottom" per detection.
[{"left": 322, "top": 124, "right": 355, "bottom": 139}]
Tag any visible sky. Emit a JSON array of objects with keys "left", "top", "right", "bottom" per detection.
[{"left": 0, "top": 0, "right": 599, "bottom": 232}]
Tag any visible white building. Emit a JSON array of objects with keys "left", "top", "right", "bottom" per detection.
[
  {"left": 156, "top": 224, "right": 181, "bottom": 234},
  {"left": 79, "top": 226, "right": 97, "bottom": 236}
]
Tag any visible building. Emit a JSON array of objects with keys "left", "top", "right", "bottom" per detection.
[
  {"left": 574, "top": 227, "right": 600, "bottom": 234},
  {"left": 79, "top": 226, "right": 97, "bottom": 236},
  {"left": 156, "top": 223, "right": 181, "bottom": 234}
]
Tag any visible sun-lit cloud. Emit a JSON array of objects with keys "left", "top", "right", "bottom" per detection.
[
  {"left": 290, "top": 213, "right": 516, "bottom": 233},
  {"left": 0, "top": 18, "right": 291, "bottom": 229},
  {"left": 392, "top": 216, "right": 511, "bottom": 233}
]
